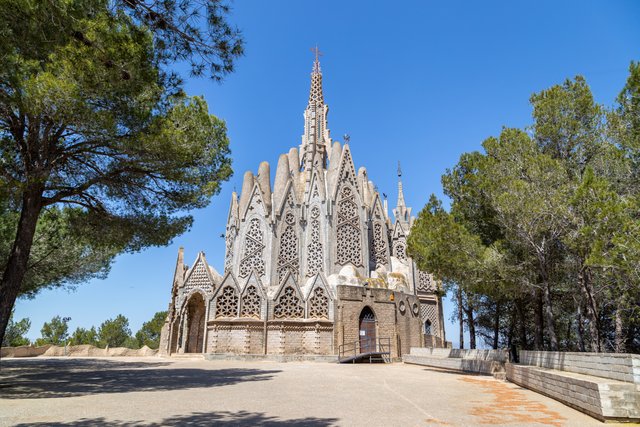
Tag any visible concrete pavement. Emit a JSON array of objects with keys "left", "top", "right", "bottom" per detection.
[{"left": 0, "top": 357, "right": 613, "bottom": 426}]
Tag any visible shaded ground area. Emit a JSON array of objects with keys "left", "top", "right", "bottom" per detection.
[
  {"left": 0, "top": 357, "right": 607, "bottom": 426},
  {"left": 12, "top": 411, "right": 336, "bottom": 427},
  {"left": 0, "top": 358, "right": 278, "bottom": 399}
]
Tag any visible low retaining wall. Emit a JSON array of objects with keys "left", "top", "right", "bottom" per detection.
[
  {"left": 507, "top": 351, "right": 640, "bottom": 422},
  {"left": 402, "top": 347, "right": 508, "bottom": 376},
  {"left": 519, "top": 350, "right": 640, "bottom": 383},
  {"left": 1, "top": 344, "right": 158, "bottom": 358}
]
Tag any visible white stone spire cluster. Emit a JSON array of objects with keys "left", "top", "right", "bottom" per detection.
[{"left": 159, "top": 52, "right": 446, "bottom": 357}]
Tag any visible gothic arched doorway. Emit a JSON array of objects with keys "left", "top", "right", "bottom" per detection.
[
  {"left": 359, "top": 306, "right": 376, "bottom": 353},
  {"left": 185, "top": 293, "right": 205, "bottom": 353}
]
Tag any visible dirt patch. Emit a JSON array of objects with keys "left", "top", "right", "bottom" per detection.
[{"left": 459, "top": 376, "right": 567, "bottom": 426}]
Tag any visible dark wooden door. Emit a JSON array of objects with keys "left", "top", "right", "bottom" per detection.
[
  {"left": 359, "top": 307, "right": 376, "bottom": 353},
  {"left": 185, "top": 293, "right": 205, "bottom": 353}
]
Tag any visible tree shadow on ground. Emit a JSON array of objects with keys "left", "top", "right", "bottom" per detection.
[
  {"left": 0, "top": 358, "right": 280, "bottom": 399},
  {"left": 0, "top": 357, "right": 171, "bottom": 373},
  {"left": 13, "top": 410, "right": 340, "bottom": 426}
]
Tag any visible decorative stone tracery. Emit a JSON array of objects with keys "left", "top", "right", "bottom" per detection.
[
  {"left": 336, "top": 186, "right": 362, "bottom": 266},
  {"left": 306, "top": 206, "right": 323, "bottom": 277},
  {"left": 277, "top": 212, "right": 299, "bottom": 284},
  {"left": 274, "top": 286, "right": 304, "bottom": 319},
  {"left": 394, "top": 240, "right": 407, "bottom": 261},
  {"left": 224, "top": 227, "right": 235, "bottom": 273},
  {"left": 184, "top": 260, "right": 211, "bottom": 291},
  {"left": 417, "top": 271, "right": 435, "bottom": 293},
  {"left": 420, "top": 301, "right": 439, "bottom": 336},
  {"left": 308, "top": 287, "right": 329, "bottom": 319},
  {"left": 216, "top": 286, "right": 239, "bottom": 318},
  {"left": 370, "top": 222, "right": 388, "bottom": 267},
  {"left": 241, "top": 285, "right": 261, "bottom": 319},
  {"left": 239, "top": 218, "right": 265, "bottom": 278}
]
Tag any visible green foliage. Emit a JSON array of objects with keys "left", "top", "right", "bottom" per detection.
[
  {"left": 98, "top": 315, "right": 131, "bottom": 348},
  {"left": 2, "top": 311, "right": 31, "bottom": 347},
  {"left": 135, "top": 311, "right": 167, "bottom": 349},
  {"left": 409, "top": 69, "right": 640, "bottom": 352},
  {"left": 36, "top": 316, "right": 70, "bottom": 346},
  {"left": 0, "top": 0, "right": 240, "bottom": 344},
  {"left": 0, "top": 206, "right": 121, "bottom": 299},
  {"left": 68, "top": 326, "right": 99, "bottom": 346}
]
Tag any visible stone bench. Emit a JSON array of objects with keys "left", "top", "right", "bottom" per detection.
[
  {"left": 402, "top": 347, "right": 507, "bottom": 377},
  {"left": 507, "top": 351, "right": 640, "bottom": 422}
]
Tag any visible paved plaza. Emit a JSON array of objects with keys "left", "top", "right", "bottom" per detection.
[{"left": 0, "top": 357, "right": 611, "bottom": 426}]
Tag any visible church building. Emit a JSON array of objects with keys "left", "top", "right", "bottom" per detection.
[{"left": 159, "top": 53, "right": 446, "bottom": 358}]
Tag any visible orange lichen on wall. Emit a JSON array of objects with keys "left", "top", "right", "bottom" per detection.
[{"left": 459, "top": 377, "right": 567, "bottom": 427}]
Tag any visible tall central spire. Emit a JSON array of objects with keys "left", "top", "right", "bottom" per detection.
[{"left": 300, "top": 47, "right": 331, "bottom": 171}]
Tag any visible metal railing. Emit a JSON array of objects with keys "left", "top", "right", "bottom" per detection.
[{"left": 338, "top": 337, "right": 391, "bottom": 363}]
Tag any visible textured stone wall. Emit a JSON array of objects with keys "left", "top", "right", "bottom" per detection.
[
  {"left": 335, "top": 285, "right": 421, "bottom": 358},
  {"left": 519, "top": 351, "right": 640, "bottom": 383},
  {"left": 206, "top": 321, "right": 332, "bottom": 355},
  {"left": 506, "top": 363, "right": 640, "bottom": 421}
]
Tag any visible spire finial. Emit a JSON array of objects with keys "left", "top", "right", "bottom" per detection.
[
  {"left": 396, "top": 160, "right": 406, "bottom": 211},
  {"left": 311, "top": 45, "right": 322, "bottom": 63}
]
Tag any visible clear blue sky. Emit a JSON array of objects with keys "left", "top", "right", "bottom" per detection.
[{"left": 14, "top": 1, "right": 640, "bottom": 348}]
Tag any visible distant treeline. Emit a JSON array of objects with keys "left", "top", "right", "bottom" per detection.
[{"left": 2, "top": 311, "right": 167, "bottom": 350}]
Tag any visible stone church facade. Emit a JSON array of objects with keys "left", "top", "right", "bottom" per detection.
[{"left": 159, "top": 55, "right": 446, "bottom": 358}]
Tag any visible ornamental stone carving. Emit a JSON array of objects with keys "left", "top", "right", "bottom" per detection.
[
  {"left": 224, "top": 226, "right": 235, "bottom": 273},
  {"left": 241, "top": 285, "right": 261, "bottom": 319},
  {"left": 394, "top": 240, "right": 407, "bottom": 261},
  {"left": 308, "top": 287, "right": 329, "bottom": 319},
  {"left": 417, "top": 270, "right": 435, "bottom": 293},
  {"left": 274, "top": 286, "right": 304, "bottom": 319},
  {"left": 306, "top": 206, "right": 323, "bottom": 277},
  {"left": 239, "top": 218, "right": 265, "bottom": 278},
  {"left": 277, "top": 212, "right": 299, "bottom": 283},
  {"left": 336, "top": 186, "right": 362, "bottom": 266},
  {"left": 370, "top": 222, "right": 388, "bottom": 268},
  {"left": 216, "top": 286, "right": 239, "bottom": 318},
  {"left": 185, "top": 260, "right": 211, "bottom": 291}
]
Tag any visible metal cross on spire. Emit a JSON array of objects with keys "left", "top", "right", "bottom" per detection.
[
  {"left": 397, "top": 161, "right": 402, "bottom": 177},
  {"left": 311, "top": 45, "right": 323, "bottom": 62}
]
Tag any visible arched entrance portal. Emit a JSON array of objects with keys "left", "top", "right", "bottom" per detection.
[
  {"left": 185, "top": 293, "right": 205, "bottom": 353},
  {"left": 359, "top": 306, "right": 376, "bottom": 353}
]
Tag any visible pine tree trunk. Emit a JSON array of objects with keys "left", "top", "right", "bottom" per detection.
[
  {"left": 615, "top": 307, "right": 625, "bottom": 353},
  {"left": 543, "top": 281, "right": 559, "bottom": 350},
  {"left": 457, "top": 287, "right": 464, "bottom": 349},
  {"left": 579, "top": 266, "right": 601, "bottom": 352},
  {"left": 534, "top": 290, "right": 544, "bottom": 350},
  {"left": 465, "top": 305, "right": 476, "bottom": 349},
  {"left": 0, "top": 185, "right": 45, "bottom": 346},
  {"left": 516, "top": 299, "right": 528, "bottom": 349},
  {"left": 576, "top": 304, "right": 586, "bottom": 352},
  {"left": 493, "top": 302, "right": 501, "bottom": 349}
]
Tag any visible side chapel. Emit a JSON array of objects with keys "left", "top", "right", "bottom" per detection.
[{"left": 159, "top": 53, "right": 447, "bottom": 358}]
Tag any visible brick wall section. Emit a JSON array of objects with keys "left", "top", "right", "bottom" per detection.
[
  {"left": 334, "top": 285, "right": 422, "bottom": 358},
  {"left": 206, "top": 320, "right": 332, "bottom": 355},
  {"left": 519, "top": 351, "right": 640, "bottom": 384}
]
